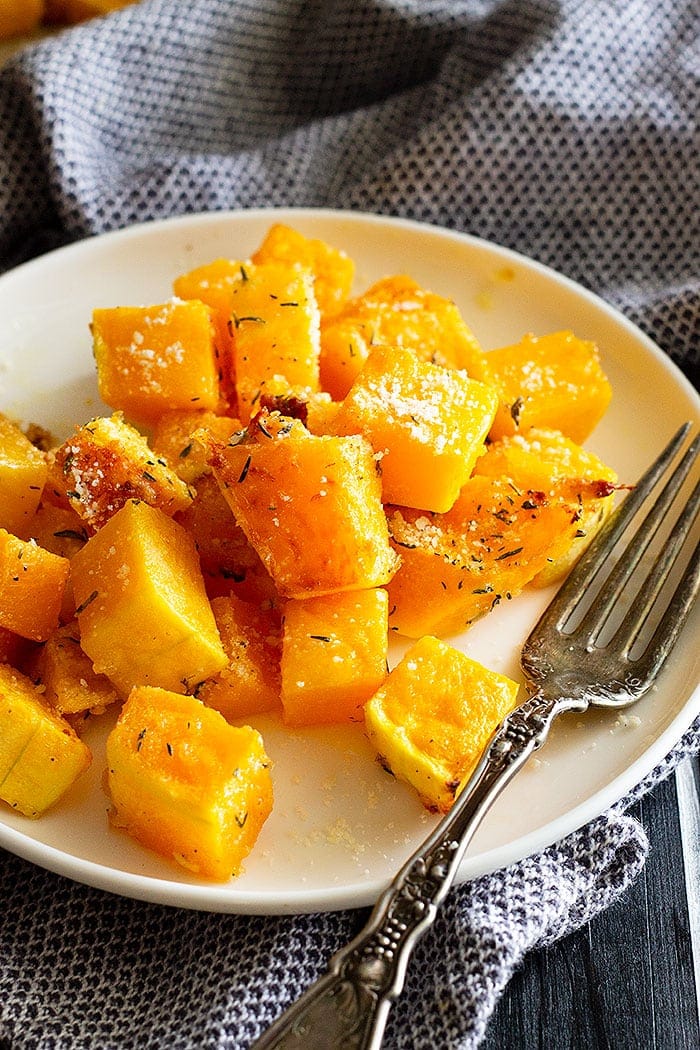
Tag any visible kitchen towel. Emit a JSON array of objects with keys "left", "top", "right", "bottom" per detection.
[{"left": 0, "top": 1, "right": 698, "bottom": 1048}]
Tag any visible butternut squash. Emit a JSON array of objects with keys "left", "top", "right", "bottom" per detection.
[
  {"left": 205, "top": 412, "right": 398, "bottom": 599},
  {"left": 92, "top": 299, "right": 221, "bottom": 424},
  {"left": 474, "top": 426, "right": 618, "bottom": 584},
  {"left": 106, "top": 686, "right": 273, "bottom": 879},
  {"left": 485, "top": 330, "right": 612, "bottom": 443},
  {"left": 47, "top": 413, "right": 193, "bottom": 532},
  {"left": 251, "top": 223, "right": 355, "bottom": 318},
  {"left": 198, "top": 595, "right": 282, "bottom": 721},
  {"left": 0, "top": 663, "right": 92, "bottom": 818},
  {"left": 330, "top": 343, "right": 498, "bottom": 511},
  {"left": 0, "top": 0, "right": 44, "bottom": 39},
  {"left": 320, "top": 274, "right": 487, "bottom": 400},
  {"left": 386, "top": 475, "right": 582, "bottom": 637},
  {"left": 0, "top": 414, "right": 48, "bottom": 537},
  {"left": 364, "top": 635, "right": 520, "bottom": 812},
  {"left": 281, "top": 588, "right": 388, "bottom": 726},
  {"left": 175, "top": 473, "right": 277, "bottom": 605},
  {"left": 172, "top": 258, "right": 245, "bottom": 409},
  {"left": 23, "top": 501, "right": 87, "bottom": 623},
  {"left": 0, "top": 529, "right": 69, "bottom": 641},
  {"left": 25, "top": 620, "right": 118, "bottom": 718},
  {"left": 151, "top": 409, "right": 243, "bottom": 485},
  {"left": 228, "top": 261, "right": 321, "bottom": 422},
  {"left": 70, "top": 500, "right": 227, "bottom": 696}
]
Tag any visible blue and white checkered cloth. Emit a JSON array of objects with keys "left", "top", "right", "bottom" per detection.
[{"left": 0, "top": 2, "right": 698, "bottom": 1047}]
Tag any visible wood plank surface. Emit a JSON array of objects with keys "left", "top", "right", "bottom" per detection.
[{"left": 482, "top": 757, "right": 700, "bottom": 1049}]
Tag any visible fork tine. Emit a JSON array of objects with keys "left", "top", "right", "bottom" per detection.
[
  {"left": 613, "top": 473, "right": 700, "bottom": 655},
  {"left": 533, "top": 423, "right": 693, "bottom": 636},
  {"left": 635, "top": 534, "right": 700, "bottom": 682},
  {"left": 575, "top": 435, "right": 700, "bottom": 644}
]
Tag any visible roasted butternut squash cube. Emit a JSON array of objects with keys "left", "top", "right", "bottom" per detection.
[
  {"left": 486, "top": 331, "right": 612, "bottom": 443},
  {"left": 0, "top": 414, "right": 48, "bottom": 537},
  {"left": 281, "top": 588, "right": 389, "bottom": 726},
  {"left": 229, "top": 261, "right": 321, "bottom": 421},
  {"left": 48, "top": 413, "right": 193, "bottom": 532},
  {"left": 331, "top": 344, "right": 498, "bottom": 512},
  {"left": 365, "top": 635, "right": 519, "bottom": 812},
  {"left": 303, "top": 393, "right": 341, "bottom": 435},
  {"left": 175, "top": 473, "right": 274, "bottom": 599},
  {"left": 25, "top": 501, "right": 88, "bottom": 555},
  {"left": 24, "top": 501, "right": 88, "bottom": 622},
  {"left": 251, "top": 223, "right": 355, "bottom": 317},
  {"left": 92, "top": 299, "right": 221, "bottom": 424},
  {"left": 198, "top": 595, "right": 282, "bottom": 721},
  {"left": 106, "top": 686, "right": 273, "bottom": 879},
  {"left": 151, "top": 410, "right": 243, "bottom": 485},
  {"left": 474, "top": 427, "right": 618, "bottom": 585},
  {"left": 320, "top": 275, "right": 487, "bottom": 400},
  {"left": 26, "top": 621, "right": 119, "bottom": 717},
  {"left": 206, "top": 412, "right": 399, "bottom": 599},
  {"left": 173, "top": 258, "right": 246, "bottom": 407},
  {"left": 70, "top": 500, "right": 227, "bottom": 696},
  {"left": 0, "top": 530, "right": 69, "bottom": 641},
  {"left": 0, "top": 663, "right": 92, "bottom": 818},
  {"left": 386, "top": 476, "right": 581, "bottom": 637}
]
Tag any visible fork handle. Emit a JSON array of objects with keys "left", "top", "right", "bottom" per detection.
[{"left": 251, "top": 690, "right": 578, "bottom": 1050}]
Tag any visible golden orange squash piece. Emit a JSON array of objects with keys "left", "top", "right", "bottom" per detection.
[
  {"left": 24, "top": 501, "right": 87, "bottom": 555},
  {"left": 71, "top": 500, "right": 227, "bottom": 696},
  {"left": 206, "top": 412, "right": 398, "bottom": 599},
  {"left": 151, "top": 409, "right": 243, "bottom": 486},
  {"left": 228, "top": 261, "right": 321, "bottom": 422},
  {"left": 386, "top": 475, "right": 581, "bottom": 637},
  {"left": 303, "top": 392, "right": 342, "bottom": 435},
  {"left": 23, "top": 501, "right": 88, "bottom": 623},
  {"left": 281, "top": 588, "right": 389, "bottom": 726},
  {"left": 47, "top": 413, "right": 193, "bottom": 532},
  {"left": 365, "top": 636, "right": 520, "bottom": 812},
  {"left": 106, "top": 685, "right": 273, "bottom": 880},
  {"left": 172, "top": 258, "right": 245, "bottom": 408},
  {"left": 251, "top": 223, "right": 355, "bottom": 318},
  {"left": 92, "top": 299, "right": 221, "bottom": 424},
  {"left": 485, "top": 330, "right": 612, "bottom": 444},
  {"left": 0, "top": 663, "right": 92, "bottom": 818},
  {"left": 0, "top": 529, "right": 69, "bottom": 642},
  {"left": 474, "top": 426, "right": 618, "bottom": 585},
  {"left": 198, "top": 595, "right": 282, "bottom": 721},
  {"left": 331, "top": 343, "right": 498, "bottom": 511},
  {"left": 175, "top": 473, "right": 276, "bottom": 605},
  {"left": 0, "top": 414, "right": 48, "bottom": 537},
  {"left": 25, "top": 620, "right": 118, "bottom": 718},
  {"left": 320, "top": 274, "right": 487, "bottom": 400}
]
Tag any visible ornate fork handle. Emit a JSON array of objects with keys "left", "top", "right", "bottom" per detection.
[{"left": 252, "top": 689, "right": 582, "bottom": 1050}]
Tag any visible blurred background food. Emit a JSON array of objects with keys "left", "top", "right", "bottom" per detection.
[{"left": 0, "top": 0, "right": 137, "bottom": 41}]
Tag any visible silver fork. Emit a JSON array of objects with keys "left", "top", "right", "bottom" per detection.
[{"left": 252, "top": 423, "right": 700, "bottom": 1050}]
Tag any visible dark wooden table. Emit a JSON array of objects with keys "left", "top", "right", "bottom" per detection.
[{"left": 482, "top": 755, "right": 700, "bottom": 1049}]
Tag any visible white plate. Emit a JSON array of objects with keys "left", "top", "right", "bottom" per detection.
[{"left": 0, "top": 209, "right": 698, "bottom": 914}]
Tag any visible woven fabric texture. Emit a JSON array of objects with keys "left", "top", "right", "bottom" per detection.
[{"left": 0, "top": 1, "right": 698, "bottom": 1047}]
